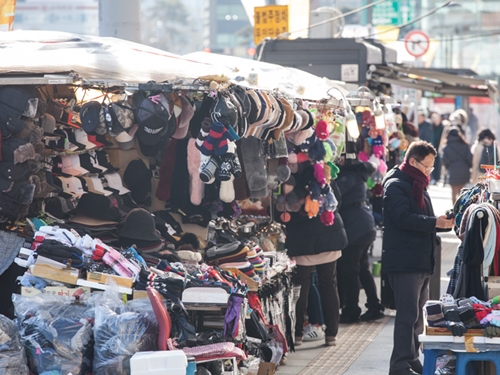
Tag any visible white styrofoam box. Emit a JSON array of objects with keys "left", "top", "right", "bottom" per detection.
[{"left": 130, "top": 351, "right": 187, "bottom": 375}]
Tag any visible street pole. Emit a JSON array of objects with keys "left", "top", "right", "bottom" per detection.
[{"left": 99, "top": 0, "right": 141, "bottom": 43}]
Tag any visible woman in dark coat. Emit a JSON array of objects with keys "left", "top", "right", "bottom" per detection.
[
  {"left": 337, "top": 158, "right": 384, "bottom": 323},
  {"left": 284, "top": 162, "right": 348, "bottom": 347},
  {"left": 441, "top": 127, "right": 472, "bottom": 203}
]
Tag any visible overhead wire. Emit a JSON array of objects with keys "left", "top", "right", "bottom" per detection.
[{"left": 275, "top": 0, "right": 390, "bottom": 39}]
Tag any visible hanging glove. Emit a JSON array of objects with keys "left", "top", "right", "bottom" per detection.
[
  {"left": 304, "top": 195, "right": 319, "bottom": 218},
  {"left": 314, "top": 162, "right": 327, "bottom": 187},
  {"left": 484, "top": 325, "right": 500, "bottom": 338},
  {"left": 309, "top": 180, "right": 321, "bottom": 200},
  {"left": 323, "top": 186, "right": 338, "bottom": 212}
]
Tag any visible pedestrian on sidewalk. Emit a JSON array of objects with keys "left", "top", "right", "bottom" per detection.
[
  {"left": 382, "top": 141, "right": 454, "bottom": 375},
  {"left": 285, "top": 172, "right": 347, "bottom": 348},
  {"left": 337, "top": 156, "right": 385, "bottom": 324},
  {"left": 441, "top": 127, "right": 472, "bottom": 203},
  {"left": 429, "top": 112, "right": 444, "bottom": 185},
  {"left": 471, "top": 128, "right": 499, "bottom": 183}
]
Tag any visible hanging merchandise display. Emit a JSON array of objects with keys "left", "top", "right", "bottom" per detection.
[{"left": 0, "top": 30, "right": 400, "bottom": 375}]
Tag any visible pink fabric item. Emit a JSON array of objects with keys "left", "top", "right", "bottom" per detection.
[
  {"left": 102, "top": 249, "right": 140, "bottom": 278},
  {"left": 182, "top": 342, "right": 247, "bottom": 360}
]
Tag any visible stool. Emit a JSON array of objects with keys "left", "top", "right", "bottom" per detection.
[
  {"left": 455, "top": 351, "right": 500, "bottom": 375},
  {"left": 423, "top": 348, "right": 448, "bottom": 375}
]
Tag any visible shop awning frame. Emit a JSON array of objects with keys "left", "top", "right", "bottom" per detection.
[{"left": 371, "top": 64, "right": 499, "bottom": 100}]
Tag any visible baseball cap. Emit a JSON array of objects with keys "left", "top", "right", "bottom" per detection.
[
  {"left": 89, "top": 176, "right": 112, "bottom": 196},
  {"left": 65, "top": 129, "right": 86, "bottom": 151},
  {"left": 104, "top": 172, "right": 130, "bottom": 195},
  {"left": 69, "top": 154, "right": 89, "bottom": 175},
  {"left": 172, "top": 96, "right": 194, "bottom": 140},
  {"left": 82, "top": 176, "right": 104, "bottom": 195},
  {"left": 87, "top": 151, "right": 108, "bottom": 173},
  {"left": 114, "top": 124, "right": 138, "bottom": 151},
  {"left": 78, "top": 153, "right": 103, "bottom": 174},
  {"left": 74, "top": 128, "right": 96, "bottom": 150},
  {"left": 60, "top": 155, "right": 84, "bottom": 176},
  {"left": 56, "top": 176, "right": 87, "bottom": 197},
  {"left": 87, "top": 135, "right": 105, "bottom": 148},
  {"left": 96, "top": 150, "right": 119, "bottom": 172},
  {"left": 135, "top": 96, "right": 170, "bottom": 146}
]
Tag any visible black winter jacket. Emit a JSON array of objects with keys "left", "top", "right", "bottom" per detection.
[
  {"left": 285, "top": 179, "right": 348, "bottom": 257},
  {"left": 441, "top": 132, "right": 472, "bottom": 186},
  {"left": 381, "top": 167, "right": 438, "bottom": 274},
  {"left": 337, "top": 162, "right": 376, "bottom": 245}
]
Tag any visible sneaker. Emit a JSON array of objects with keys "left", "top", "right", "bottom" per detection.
[
  {"left": 325, "top": 336, "right": 336, "bottom": 346},
  {"left": 303, "top": 324, "right": 325, "bottom": 341},
  {"left": 360, "top": 309, "right": 385, "bottom": 322}
]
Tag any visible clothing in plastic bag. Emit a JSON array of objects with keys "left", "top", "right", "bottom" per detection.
[{"left": 0, "top": 314, "right": 30, "bottom": 375}]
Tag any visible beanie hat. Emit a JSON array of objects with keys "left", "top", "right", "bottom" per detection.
[{"left": 118, "top": 208, "right": 162, "bottom": 243}]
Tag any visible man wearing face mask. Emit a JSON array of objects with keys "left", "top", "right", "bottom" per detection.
[
  {"left": 383, "top": 141, "right": 454, "bottom": 375},
  {"left": 471, "top": 128, "right": 499, "bottom": 183}
]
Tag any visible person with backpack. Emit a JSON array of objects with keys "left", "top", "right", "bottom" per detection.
[
  {"left": 471, "top": 128, "right": 499, "bottom": 183},
  {"left": 441, "top": 127, "right": 473, "bottom": 203}
]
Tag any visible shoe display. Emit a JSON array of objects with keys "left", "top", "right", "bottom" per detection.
[
  {"left": 325, "top": 336, "right": 336, "bottom": 346},
  {"left": 303, "top": 324, "right": 325, "bottom": 341},
  {"left": 360, "top": 309, "right": 385, "bottom": 322}
]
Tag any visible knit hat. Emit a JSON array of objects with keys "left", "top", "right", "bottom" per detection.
[
  {"left": 118, "top": 208, "right": 162, "bottom": 242},
  {"left": 123, "top": 158, "right": 152, "bottom": 206}
]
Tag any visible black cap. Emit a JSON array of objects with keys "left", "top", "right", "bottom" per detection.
[
  {"left": 96, "top": 150, "right": 118, "bottom": 172},
  {"left": 79, "top": 153, "right": 103, "bottom": 175},
  {"left": 75, "top": 192, "right": 122, "bottom": 222}
]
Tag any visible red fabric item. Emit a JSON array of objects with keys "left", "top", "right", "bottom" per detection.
[
  {"left": 147, "top": 287, "right": 172, "bottom": 350},
  {"left": 473, "top": 303, "right": 491, "bottom": 322},
  {"left": 399, "top": 160, "right": 430, "bottom": 209},
  {"left": 156, "top": 138, "right": 179, "bottom": 201}
]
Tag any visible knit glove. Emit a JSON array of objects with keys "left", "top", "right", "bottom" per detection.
[
  {"left": 323, "top": 186, "right": 338, "bottom": 212},
  {"left": 484, "top": 325, "right": 500, "bottom": 338},
  {"left": 304, "top": 195, "right": 319, "bottom": 218},
  {"left": 309, "top": 180, "right": 321, "bottom": 201},
  {"left": 445, "top": 321, "right": 467, "bottom": 337},
  {"left": 217, "top": 141, "right": 242, "bottom": 181},
  {"left": 200, "top": 156, "right": 220, "bottom": 184}
]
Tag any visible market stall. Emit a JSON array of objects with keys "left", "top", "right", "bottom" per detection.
[{"left": 0, "top": 30, "right": 399, "bottom": 375}]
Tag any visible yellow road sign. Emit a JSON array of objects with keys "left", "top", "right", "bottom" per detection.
[
  {"left": 254, "top": 5, "right": 288, "bottom": 46},
  {"left": 0, "top": 0, "right": 16, "bottom": 31}
]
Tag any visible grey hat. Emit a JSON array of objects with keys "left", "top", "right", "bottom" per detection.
[{"left": 0, "top": 230, "right": 24, "bottom": 276}]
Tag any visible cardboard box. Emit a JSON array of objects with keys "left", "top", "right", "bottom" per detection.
[
  {"left": 31, "top": 263, "right": 80, "bottom": 284},
  {"left": 426, "top": 326, "right": 484, "bottom": 336},
  {"left": 257, "top": 362, "right": 276, "bottom": 375},
  {"left": 21, "top": 286, "right": 91, "bottom": 298},
  {"left": 487, "top": 276, "right": 500, "bottom": 300},
  {"left": 221, "top": 267, "right": 259, "bottom": 292},
  {"left": 86, "top": 272, "right": 134, "bottom": 288}
]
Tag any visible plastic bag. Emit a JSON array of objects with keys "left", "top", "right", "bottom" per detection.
[
  {"left": 0, "top": 314, "right": 30, "bottom": 375},
  {"left": 93, "top": 298, "right": 158, "bottom": 375},
  {"left": 435, "top": 354, "right": 456, "bottom": 375},
  {"left": 12, "top": 293, "right": 93, "bottom": 375}
]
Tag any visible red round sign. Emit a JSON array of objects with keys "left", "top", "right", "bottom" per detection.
[{"left": 404, "top": 30, "right": 430, "bottom": 58}]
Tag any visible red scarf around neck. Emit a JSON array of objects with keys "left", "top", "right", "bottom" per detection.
[{"left": 399, "top": 160, "right": 430, "bottom": 209}]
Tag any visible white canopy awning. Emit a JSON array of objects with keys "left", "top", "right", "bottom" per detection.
[
  {"left": 184, "top": 51, "right": 347, "bottom": 102},
  {"left": 0, "top": 30, "right": 233, "bottom": 84}
]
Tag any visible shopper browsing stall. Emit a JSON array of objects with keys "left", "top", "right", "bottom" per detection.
[{"left": 382, "top": 141, "right": 454, "bottom": 375}]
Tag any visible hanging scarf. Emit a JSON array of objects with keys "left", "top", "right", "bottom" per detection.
[{"left": 399, "top": 160, "right": 430, "bottom": 210}]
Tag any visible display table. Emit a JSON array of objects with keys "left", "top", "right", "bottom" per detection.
[{"left": 419, "top": 334, "right": 500, "bottom": 375}]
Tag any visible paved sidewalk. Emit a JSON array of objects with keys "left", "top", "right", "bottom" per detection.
[{"left": 277, "top": 184, "right": 456, "bottom": 375}]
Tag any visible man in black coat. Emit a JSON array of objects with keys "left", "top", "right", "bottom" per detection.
[{"left": 382, "top": 141, "right": 454, "bottom": 375}]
